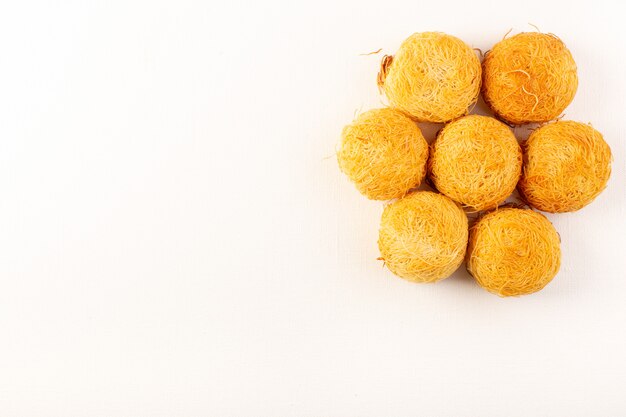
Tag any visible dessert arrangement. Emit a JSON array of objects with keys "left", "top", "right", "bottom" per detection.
[{"left": 337, "top": 31, "right": 612, "bottom": 297}]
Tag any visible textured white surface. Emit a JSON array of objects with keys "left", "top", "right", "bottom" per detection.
[{"left": 1, "top": 0, "right": 625, "bottom": 416}]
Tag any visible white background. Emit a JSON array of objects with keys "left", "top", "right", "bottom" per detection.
[{"left": 1, "top": 0, "right": 625, "bottom": 416}]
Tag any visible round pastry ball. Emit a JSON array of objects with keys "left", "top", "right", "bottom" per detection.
[
  {"left": 378, "top": 191, "right": 468, "bottom": 283},
  {"left": 429, "top": 115, "right": 522, "bottom": 211},
  {"left": 482, "top": 32, "right": 578, "bottom": 125},
  {"left": 467, "top": 207, "right": 561, "bottom": 297},
  {"left": 519, "top": 121, "right": 612, "bottom": 212},
  {"left": 378, "top": 32, "right": 481, "bottom": 123},
  {"left": 337, "top": 108, "right": 428, "bottom": 200}
]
